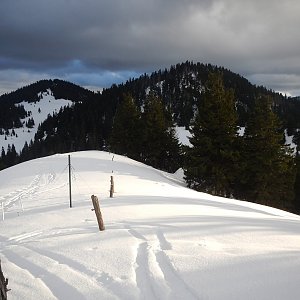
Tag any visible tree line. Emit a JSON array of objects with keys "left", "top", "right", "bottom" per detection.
[
  {"left": 110, "top": 92, "right": 181, "bottom": 173},
  {"left": 185, "top": 72, "right": 298, "bottom": 212},
  {"left": 1, "top": 63, "right": 300, "bottom": 214},
  {"left": 110, "top": 72, "right": 300, "bottom": 214}
]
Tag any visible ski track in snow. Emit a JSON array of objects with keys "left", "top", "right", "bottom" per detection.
[
  {"left": 1, "top": 174, "right": 41, "bottom": 210},
  {"left": 1, "top": 171, "right": 68, "bottom": 213},
  {"left": 1, "top": 224, "right": 191, "bottom": 300},
  {"left": 2, "top": 233, "right": 119, "bottom": 300},
  {"left": 126, "top": 224, "right": 199, "bottom": 300},
  {"left": 3, "top": 246, "right": 86, "bottom": 299}
]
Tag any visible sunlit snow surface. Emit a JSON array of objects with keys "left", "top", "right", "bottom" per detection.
[{"left": 1, "top": 151, "right": 300, "bottom": 299}]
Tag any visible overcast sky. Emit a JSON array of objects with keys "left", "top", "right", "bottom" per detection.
[{"left": 1, "top": 0, "right": 300, "bottom": 96}]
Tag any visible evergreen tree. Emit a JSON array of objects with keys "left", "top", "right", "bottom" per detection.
[
  {"left": 110, "top": 93, "right": 142, "bottom": 160},
  {"left": 0, "top": 147, "right": 6, "bottom": 170},
  {"left": 1, "top": 147, "right": 5, "bottom": 158},
  {"left": 5, "top": 144, "right": 18, "bottom": 167},
  {"left": 141, "top": 92, "right": 181, "bottom": 172},
  {"left": 293, "top": 154, "right": 300, "bottom": 213},
  {"left": 26, "top": 118, "right": 35, "bottom": 128},
  {"left": 241, "top": 95, "right": 295, "bottom": 210},
  {"left": 184, "top": 72, "right": 238, "bottom": 197},
  {"left": 20, "top": 141, "right": 30, "bottom": 162}
]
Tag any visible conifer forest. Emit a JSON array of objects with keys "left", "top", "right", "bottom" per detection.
[{"left": 1, "top": 62, "right": 300, "bottom": 214}]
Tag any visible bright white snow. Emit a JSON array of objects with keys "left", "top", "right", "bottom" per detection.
[
  {"left": 1, "top": 151, "right": 300, "bottom": 299},
  {"left": 0, "top": 90, "right": 72, "bottom": 152}
]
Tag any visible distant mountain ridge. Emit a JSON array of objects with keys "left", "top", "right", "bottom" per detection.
[
  {"left": 103, "top": 61, "right": 300, "bottom": 129},
  {"left": 0, "top": 79, "right": 96, "bottom": 132},
  {"left": 1, "top": 61, "right": 300, "bottom": 169},
  {"left": 0, "top": 79, "right": 95, "bottom": 104}
]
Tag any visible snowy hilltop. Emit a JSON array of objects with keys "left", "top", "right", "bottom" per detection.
[
  {"left": 0, "top": 89, "right": 72, "bottom": 153},
  {"left": 1, "top": 151, "right": 300, "bottom": 299}
]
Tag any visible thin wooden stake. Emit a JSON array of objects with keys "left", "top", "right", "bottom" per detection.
[
  {"left": 68, "top": 155, "right": 72, "bottom": 208},
  {"left": 1, "top": 203, "right": 4, "bottom": 221},
  {"left": 91, "top": 195, "right": 105, "bottom": 231},
  {"left": 110, "top": 176, "right": 114, "bottom": 198}
]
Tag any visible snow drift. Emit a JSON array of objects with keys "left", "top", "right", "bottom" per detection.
[{"left": 1, "top": 151, "right": 300, "bottom": 299}]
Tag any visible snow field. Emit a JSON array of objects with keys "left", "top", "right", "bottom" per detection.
[{"left": 0, "top": 151, "right": 300, "bottom": 299}]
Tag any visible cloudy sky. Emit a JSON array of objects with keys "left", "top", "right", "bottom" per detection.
[{"left": 1, "top": 0, "right": 299, "bottom": 96}]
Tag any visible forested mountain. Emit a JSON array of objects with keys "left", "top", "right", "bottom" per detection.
[
  {"left": 1, "top": 61, "right": 300, "bottom": 213},
  {"left": 0, "top": 78, "right": 95, "bottom": 104},
  {"left": 0, "top": 79, "right": 96, "bottom": 130},
  {"left": 118, "top": 61, "right": 300, "bottom": 130},
  {"left": 1, "top": 61, "right": 300, "bottom": 168}
]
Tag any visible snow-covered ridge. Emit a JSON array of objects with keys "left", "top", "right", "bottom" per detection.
[
  {"left": 1, "top": 151, "right": 300, "bottom": 299},
  {"left": 0, "top": 89, "right": 72, "bottom": 152}
]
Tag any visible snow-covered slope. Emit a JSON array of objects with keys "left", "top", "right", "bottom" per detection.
[
  {"left": 1, "top": 151, "right": 300, "bottom": 299},
  {"left": 0, "top": 90, "right": 72, "bottom": 152}
]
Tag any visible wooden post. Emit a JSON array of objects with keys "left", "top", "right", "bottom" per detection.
[
  {"left": 110, "top": 176, "right": 114, "bottom": 198},
  {"left": 68, "top": 155, "right": 72, "bottom": 208},
  {"left": 1, "top": 203, "right": 4, "bottom": 221},
  {"left": 91, "top": 195, "right": 105, "bottom": 231},
  {"left": 0, "top": 260, "right": 9, "bottom": 300}
]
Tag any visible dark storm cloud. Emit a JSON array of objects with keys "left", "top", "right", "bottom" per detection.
[
  {"left": 0, "top": 0, "right": 208, "bottom": 68},
  {"left": 1, "top": 0, "right": 300, "bottom": 95}
]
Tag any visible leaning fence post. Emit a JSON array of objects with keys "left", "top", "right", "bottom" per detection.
[{"left": 91, "top": 195, "right": 105, "bottom": 231}]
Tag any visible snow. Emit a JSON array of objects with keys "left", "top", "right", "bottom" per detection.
[
  {"left": 285, "top": 129, "right": 297, "bottom": 154},
  {"left": 237, "top": 126, "right": 245, "bottom": 136},
  {"left": 0, "top": 90, "right": 72, "bottom": 153},
  {"left": 1, "top": 150, "right": 300, "bottom": 299},
  {"left": 175, "top": 126, "right": 192, "bottom": 146}
]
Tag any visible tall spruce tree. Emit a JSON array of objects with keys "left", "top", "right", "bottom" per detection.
[
  {"left": 242, "top": 95, "right": 295, "bottom": 210},
  {"left": 141, "top": 92, "right": 181, "bottom": 172},
  {"left": 0, "top": 147, "right": 6, "bottom": 170},
  {"left": 110, "top": 94, "right": 142, "bottom": 160},
  {"left": 294, "top": 154, "right": 300, "bottom": 213},
  {"left": 184, "top": 72, "right": 238, "bottom": 197}
]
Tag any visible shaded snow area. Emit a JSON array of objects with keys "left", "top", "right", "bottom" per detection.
[
  {"left": 237, "top": 126, "right": 245, "bottom": 136},
  {"left": 0, "top": 90, "right": 72, "bottom": 152},
  {"left": 175, "top": 127, "right": 192, "bottom": 146},
  {"left": 239, "top": 127, "right": 297, "bottom": 154},
  {"left": 1, "top": 151, "right": 300, "bottom": 299},
  {"left": 181, "top": 126, "right": 298, "bottom": 155},
  {"left": 285, "top": 129, "right": 297, "bottom": 154}
]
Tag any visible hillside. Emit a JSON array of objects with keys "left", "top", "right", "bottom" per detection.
[
  {"left": 1, "top": 62, "right": 300, "bottom": 165},
  {"left": 0, "top": 79, "right": 95, "bottom": 105},
  {"left": 0, "top": 79, "right": 96, "bottom": 131},
  {"left": 1, "top": 62, "right": 300, "bottom": 216},
  {"left": 0, "top": 79, "right": 100, "bottom": 168},
  {"left": 116, "top": 62, "right": 300, "bottom": 128},
  {"left": 0, "top": 90, "right": 73, "bottom": 153},
  {"left": 1, "top": 151, "right": 300, "bottom": 299}
]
